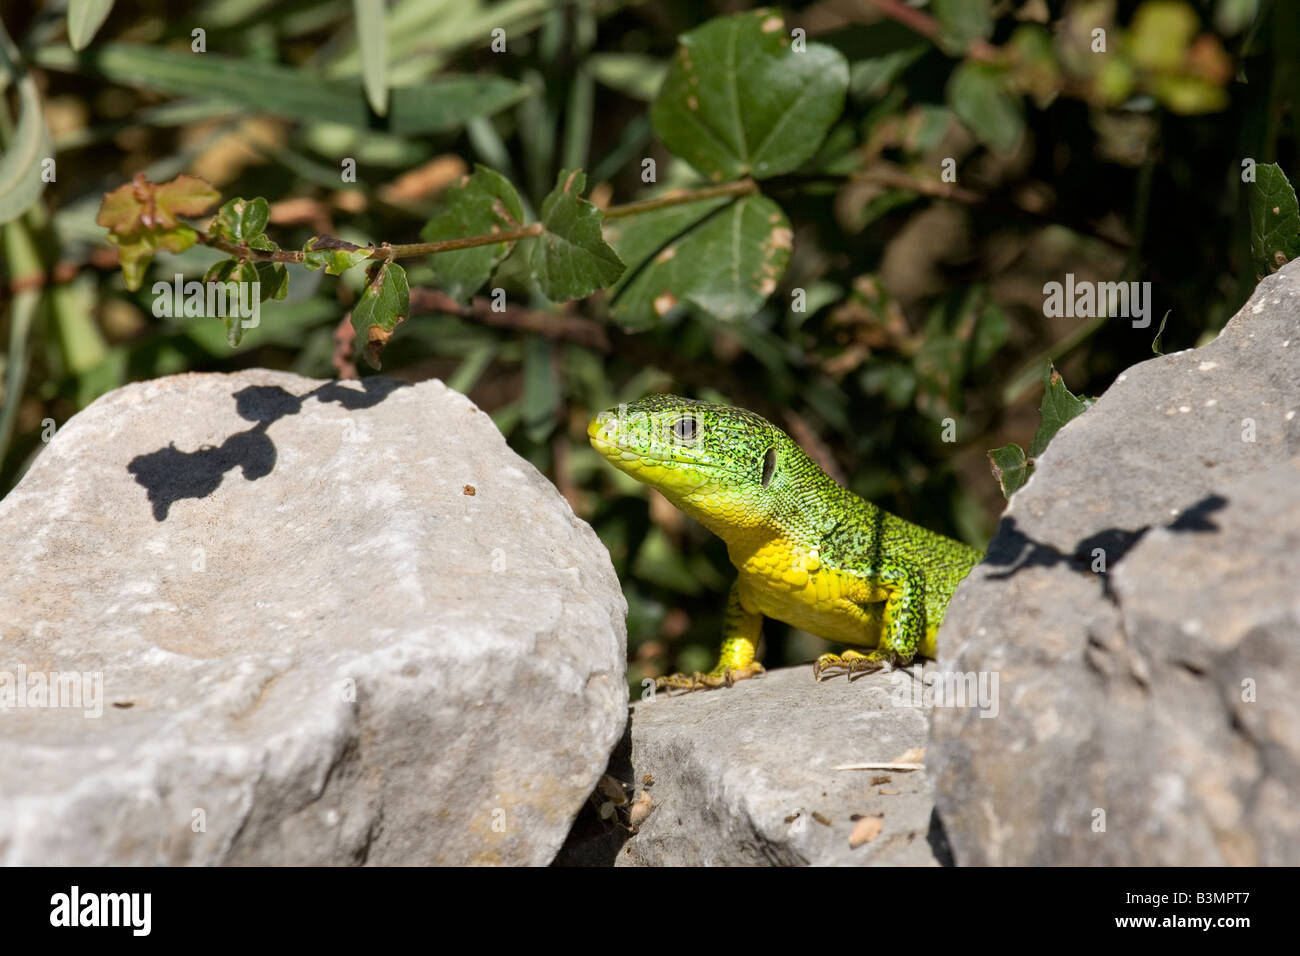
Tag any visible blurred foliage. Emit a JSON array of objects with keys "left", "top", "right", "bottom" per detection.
[{"left": 1, "top": 0, "right": 1296, "bottom": 691}]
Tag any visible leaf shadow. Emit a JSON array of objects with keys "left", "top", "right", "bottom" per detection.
[
  {"left": 982, "top": 493, "right": 1229, "bottom": 583},
  {"left": 127, "top": 377, "right": 410, "bottom": 521}
]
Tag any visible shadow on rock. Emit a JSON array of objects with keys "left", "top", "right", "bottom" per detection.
[
  {"left": 983, "top": 492, "right": 1229, "bottom": 583},
  {"left": 128, "top": 377, "right": 410, "bottom": 521}
]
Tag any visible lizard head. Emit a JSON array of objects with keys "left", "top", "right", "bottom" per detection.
[{"left": 587, "top": 394, "right": 793, "bottom": 537}]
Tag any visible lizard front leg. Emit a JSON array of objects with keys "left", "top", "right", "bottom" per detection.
[
  {"left": 656, "top": 580, "right": 765, "bottom": 695},
  {"left": 814, "top": 567, "right": 925, "bottom": 680}
]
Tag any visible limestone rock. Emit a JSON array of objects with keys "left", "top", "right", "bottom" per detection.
[
  {"left": 930, "top": 261, "right": 1300, "bottom": 865},
  {"left": 0, "top": 370, "right": 627, "bottom": 865},
  {"left": 557, "top": 665, "right": 946, "bottom": 866}
]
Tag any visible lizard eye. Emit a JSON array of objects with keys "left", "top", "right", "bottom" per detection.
[
  {"left": 761, "top": 447, "right": 776, "bottom": 488},
  {"left": 673, "top": 416, "right": 698, "bottom": 442}
]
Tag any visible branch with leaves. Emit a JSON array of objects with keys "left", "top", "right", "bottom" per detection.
[{"left": 93, "top": 10, "right": 847, "bottom": 367}]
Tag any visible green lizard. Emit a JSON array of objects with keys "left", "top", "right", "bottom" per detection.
[{"left": 588, "top": 394, "right": 983, "bottom": 693}]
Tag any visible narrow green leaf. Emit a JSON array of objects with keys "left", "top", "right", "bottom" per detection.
[
  {"left": 33, "top": 44, "right": 526, "bottom": 134},
  {"left": 947, "top": 60, "right": 1024, "bottom": 154},
  {"left": 1248, "top": 162, "right": 1300, "bottom": 276},
  {"left": 650, "top": 9, "right": 849, "bottom": 181},
  {"left": 607, "top": 194, "right": 791, "bottom": 329},
  {"left": 587, "top": 53, "right": 667, "bottom": 101},
  {"left": 354, "top": 0, "right": 389, "bottom": 116},
  {"left": 533, "top": 168, "right": 624, "bottom": 302},
  {"left": 522, "top": 336, "right": 560, "bottom": 443},
  {"left": 352, "top": 259, "right": 409, "bottom": 369},
  {"left": 420, "top": 165, "right": 525, "bottom": 304},
  {"left": 988, "top": 443, "right": 1029, "bottom": 499},
  {"left": 68, "top": 0, "right": 116, "bottom": 52},
  {"left": 1152, "top": 310, "right": 1171, "bottom": 355},
  {"left": 0, "top": 24, "right": 53, "bottom": 225}
]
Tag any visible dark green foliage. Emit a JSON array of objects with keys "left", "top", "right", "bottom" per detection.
[{"left": 0, "top": 1, "right": 1290, "bottom": 688}]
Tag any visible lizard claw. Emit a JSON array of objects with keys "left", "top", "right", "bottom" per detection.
[
  {"left": 654, "top": 662, "right": 765, "bottom": 696},
  {"left": 813, "top": 650, "right": 892, "bottom": 682}
]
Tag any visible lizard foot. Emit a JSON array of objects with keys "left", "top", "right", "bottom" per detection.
[
  {"left": 813, "top": 649, "right": 892, "bottom": 682},
  {"left": 655, "top": 662, "right": 765, "bottom": 696}
]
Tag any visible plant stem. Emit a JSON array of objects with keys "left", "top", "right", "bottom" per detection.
[
  {"left": 601, "top": 178, "right": 758, "bottom": 219},
  {"left": 192, "top": 179, "right": 760, "bottom": 265}
]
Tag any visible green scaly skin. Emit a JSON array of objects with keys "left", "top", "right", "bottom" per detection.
[{"left": 589, "top": 394, "right": 983, "bottom": 693}]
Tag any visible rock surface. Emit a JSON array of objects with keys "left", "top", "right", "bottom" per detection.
[
  {"left": 557, "top": 665, "right": 947, "bottom": 866},
  {"left": 0, "top": 369, "right": 627, "bottom": 865},
  {"left": 931, "top": 261, "right": 1300, "bottom": 865}
]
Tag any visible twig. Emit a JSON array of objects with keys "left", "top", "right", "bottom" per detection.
[
  {"left": 601, "top": 178, "right": 758, "bottom": 219},
  {"left": 189, "top": 180, "right": 760, "bottom": 266},
  {"left": 832, "top": 762, "right": 925, "bottom": 772}
]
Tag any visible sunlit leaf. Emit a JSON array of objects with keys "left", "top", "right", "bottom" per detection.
[
  {"left": 67, "top": 0, "right": 116, "bottom": 52},
  {"left": 420, "top": 165, "right": 525, "bottom": 304},
  {"left": 607, "top": 194, "right": 790, "bottom": 328},
  {"left": 352, "top": 259, "right": 410, "bottom": 368},
  {"left": 650, "top": 9, "right": 849, "bottom": 181},
  {"left": 533, "top": 168, "right": 624, "bottom": 301}
]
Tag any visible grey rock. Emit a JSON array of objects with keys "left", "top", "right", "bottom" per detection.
[
  {"left": 931, "top": 260, "right": 1300, "bottom": 865},
  {"left": 0, "top": 369, "right": 627, "bottom": 865},
  {"left": 560, "top": 665, "right": 945, "bottom": 866}
]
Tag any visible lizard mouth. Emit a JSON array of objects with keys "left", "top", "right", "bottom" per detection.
[{"left": 587, "top": 421, "right": 717, "bottom": 470}]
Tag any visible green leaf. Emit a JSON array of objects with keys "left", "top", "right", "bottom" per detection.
[
  {"left": 420, "top": 165, "right": 525, "bottom": 304},
  {"left": 210, "top": 196, "right": 270, "bottom": 242},
  {"left": 354, "top": 0, "right": 388, "bottom": 116},
  {"left": 650, "top": 9, "right": 849, "bottom": 181},
  {"left": 254, "top": 261, "right": 289, "bottom": 302},
  {"left": 203, "top": 258, "right": 261, "bottom": 346},
  {"left": 933, "top": 0, "right": 993, "bottom": 52},
  {"left": 352, "top": 259, "right": 409, "bottom": 369},
  {"left": 0, "top": 23, "right": 54, "bottom": 225},
  {"left": 587, "top": 53, "right": 668, "bottom": 101},
  {"left": 155, "top": 223, "right": 197, "bottom": 254},
  {"left": 1152, "top": 309, "right": 1171, "bottom": 355},
  {"left": 972, "top": 301, "right": 1010, "bottom": 367},
  {"left": 1028, "top": 365, "right": 1093, "bottom": 458},
  {"left": 303, "top": 235, "right": 372, "bottom": 275},
  {"left": 947, "top": 60, "right": 1024, "bottom": 154},
  {"left": 533, "top": 169, "right": 624, "bottom": 302},
  {"left": 606, "top": 193, "right": 791, "bottom": 329},
  {"left": 105, "top": 229, "right": 157, "bottom": 290},
  {"left": 33, "top": 44, "right": 527, "bottom": 135},
  {"left": 850, "top": 46, "right": 928, "bottom": 100},
  {"left": 988, "top": 443, "right": 1029, "bottom": 499},
  {"left": 68, "top": 0, "right": 116, "bottom": 52},
  {"left": 1248, "top": 163, "right": 1300, "bottom": 276}
]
